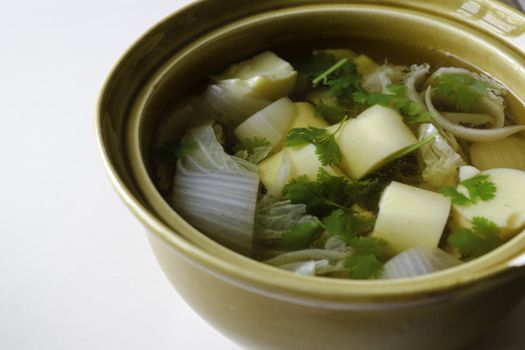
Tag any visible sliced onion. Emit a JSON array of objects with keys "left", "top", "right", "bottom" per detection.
[
  {"left": 442, "top": 112, "right": 498, "bottom": 127},
  {"left": 425, "top": 87, "right": 525, "bottom": 142},
  {"left": 426, "top": 67, "right": 506, "bottom": 127},
  {"left": 202, "top": 79, "right": 271, "bottom": 126},
  {"left": 404, "top": 63, "right": 430, "bottom": 107},
  {"left": 171, "top": 124, "right": 259, "bottom": 256},
  {"left": 382, "top": 247, "right": 462, "bottom": 279}
]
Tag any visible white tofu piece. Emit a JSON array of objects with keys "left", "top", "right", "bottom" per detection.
[
  {"left": 259, "top": 144, "right": 344, "bottom": 193},
  {"left": 372, "top": 181, "right": 452, "bottom": 254},
  {"left": 333, "top": 105, "right": 418, "bottom": 179},
  {"left": 212, "top": 51, "right": 297, "bottom": 100},
  {"left": 453, "top": 168, "right": 525, "bottom": 239}
]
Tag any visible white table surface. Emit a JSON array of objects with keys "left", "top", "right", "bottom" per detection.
[{"left": 0, "top": 1, "right": 523, "bottom": 349}]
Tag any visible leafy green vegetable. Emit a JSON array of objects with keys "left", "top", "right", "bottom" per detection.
[
  {"left": 280, "top": 219, "right": 322, "bottom": 250},
  {"left": 432, "top": 73, "right": 492, "bottom": 112},
  {"left": 299, "top": 52, "right": 337, "bottom": 81},
  {"left": 285, "top": 117, "right": 348, "bottom": 166},
  {"left": 156, "top": 138, "right": 197, "bottom": 164},
  {"left": 283, "top": 169, "right": 383, "bottom": 216},
  {"left": 448, "top": 216, "right": 502, "bottom": 259},
  {"left": 441, "top": 174, "right": 496, "bottom": 206},
  {"left": 345, "top": 254, "right": 384, "bottom": 279},
  {"left": 353, "top": 84, "right": 432, "bottom": 124},
  {"left": 313, "top": 59, "right": 363, "bottom": 96}
]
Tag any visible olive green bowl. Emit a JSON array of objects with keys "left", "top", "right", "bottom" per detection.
[{"left": 97, "top": 1, "right": 525, "bottom": 349}]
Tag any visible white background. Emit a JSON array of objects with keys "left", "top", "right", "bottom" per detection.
[{"left": 0, "top": 1, "right": 523, "bottom": 349}]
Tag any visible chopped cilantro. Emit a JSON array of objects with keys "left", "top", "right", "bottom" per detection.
[
  {"left": 285, "top": 117, "right": 348, "bottom": 166},
  {"left": 345, "top": 254, "right": 384, "bottom": 279},
  {"left": 353, "top": 84, "right": 432, "bottom": 124},
  {"left": 299, "top": 52, "right": 337, "bottom": 81},
  {"left": 156, "top": 138, "right": 196, "bottom": 164},
  {"left": 322, "top": 209, "right": 376, "bottom": 240},
  {"left": 282, "top": 169, "right": 383, "bottom": 216},
  {"left": 380, "top": 134, "right": 436, "bottom": 166},
  {"left": 432, "top": 73, "right": 492, "bottom": 112},
  {"left": 448, "top": 216, "right": 502, "bottom": 259},
  {"left": 442, "top": 174, "right": 496, "bottom": 206},
  {"left": 280, "top": 219, "right": 322, "bottom": 250}
]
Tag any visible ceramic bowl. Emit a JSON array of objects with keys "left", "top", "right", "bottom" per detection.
[{"left": 97, "top": 1, "right": 525, "bottom": 349}]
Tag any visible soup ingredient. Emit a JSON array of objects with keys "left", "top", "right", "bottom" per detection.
[
  {"left": 469, "top": 136, "right": 525, "bottom": 171},
  {"left": 282, "top": 168, "right": 382, "bottom": 216},
  {"left": 354, "top": 84, "right": 432, "bottom": 124},
  {"left": 404, "top": 63, "right": 430, "bottom": 107},
  {"left": 212, "top": 51, "right": 298, "bottom": 100},
  {"left": 418, "top": 123, "right": 465, "bottom": 189},
  {"left": 452, "top": 168, "right": 525, "bottom": 239},
  {"left": 234, "top": 97, "right": 296, "bottom": 150},
  {"left": 372, "top": 181, "right": 452, "bottom": 254},
  {"left": 382, "top": 247, "right": 462, "bottom": 279},
  {"left": 259, "top": 144, "right": 344, "bottom": 192},
  {"left": 432, "top": 72, "right": 494, "bottom": 112},
  {"left": 286, "top": 116, "right": 348, "bottom": 166},
  {"left": 331, "top": 105, "right": 419, "bottom": 179},
  {"left": 170, "top": 123, "right": 259, "bottom": 255},
  {"left": 288, "top": 102, "right": 329, "bottom": 130},
  {"left": 233, "top": 137, "right": 272, "bottom": 164},
  {"left": 448, "top": 216, "right": 502, "bottom": 259},
  {"left": 425, "top": 87, "right": 525, "bottom": 142},
  {"left": 202, "top": 79, "right": 272, "bottom": 126},
  {"left": 441, "top": 174, "right": 496, "bottom": 206}
]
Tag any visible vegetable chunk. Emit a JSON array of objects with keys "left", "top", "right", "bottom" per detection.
[{"left": 372, "top": 181, "right": 451, "bottom": 254}]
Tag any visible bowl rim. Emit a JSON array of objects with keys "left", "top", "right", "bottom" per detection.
[{"left": 96, "top": 0, "right": 525, "bottom": 303}]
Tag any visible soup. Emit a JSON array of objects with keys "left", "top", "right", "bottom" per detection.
[{"left": 153, "top": 47, "right": 525, "bottom": 280}]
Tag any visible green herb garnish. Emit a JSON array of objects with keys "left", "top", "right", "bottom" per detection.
[
  {"left": 433, "top": 73, "right": 492, "bottom": 112},
  {"left": 353, "top": 84, "right": 432, "bottom": 124},
  {"left": 282, "top": 169, "right": 383, "bottom": 216},
  {"left": 299, "top": 52, "right": 337, "bottom": 81},
  {"left": 285, "top": 116, "right": 348, "bottom": 166},
  {"left": 314, "top": 103, "right": 347, "bottom": 124},
  {"left": 280, "top": 219, "right": 323, "bottom": 250},
  {"left": 441, "top": 174, "right": 496, "bottom": 206},
  {"left": 448, "top": 216, "right": 502, "bottom": 259},
  {"left": 345, "top": 254, "right": 384, "bottom": 279}
]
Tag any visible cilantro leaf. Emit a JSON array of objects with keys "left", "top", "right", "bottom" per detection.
[
  {"left": 353, "top": 84, "right": 432, "bottom": 124},
  {"left": 285, "top": 118, "right": 348, "bottom": 166},
  {"left": 448, "top": 216, "right": 502, "bottom": 259},
  {"left": 442, "top": 174, "right": 496, "bottom": 206},
  {"left": 297, "top": 52, "right": 337, "bottom": 81},
  {"left": 280, "top": 219, "right": 322, "bottom": 250},
  {"left": 323, "top": 60, "right": 363, "bottom": 97},
  {"left": 282, "top": 169, "right": 384, "bottom": 216},
  {"left": 156, "top": 138, "right": 197, "bottom": 164},
  {"left": 345, "top": 254, "right": 384, "bottom": 279},
  {"left": 432, "top": 73, "right": 492, "bottom": 112},
  {"left": 323, "top": 209, "right": 380, "bottom": 244}
]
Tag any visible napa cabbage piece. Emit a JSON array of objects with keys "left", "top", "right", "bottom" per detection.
[
  {"left": 382, "top": 247, "right": 462, "bottom": 279},
  {"left": 418, "top": 123, "right": 466, "bottom": 189},
  {"left": 170, "top": 123, "right": 260, "bottom": 256},
  {"left": 202, "top": 79, "right": 271, "bottom": 127},
  {"left": 264, "top": 249, "right": 350, "bottom": 276},
  {"left": 362, "top": 63, "right": 408, "bottom": 93}
]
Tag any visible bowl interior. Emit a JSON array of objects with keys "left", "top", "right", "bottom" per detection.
[{"left": 105, "top": 1, "right": 525, "bottom": 300}]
